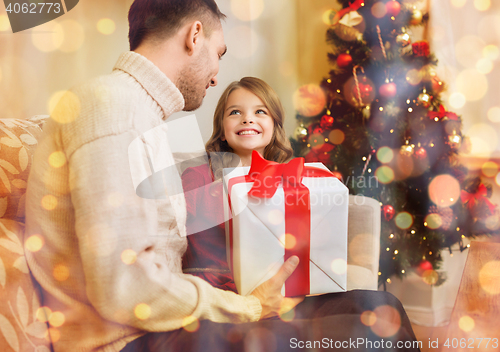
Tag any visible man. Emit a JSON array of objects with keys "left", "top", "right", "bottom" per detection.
[
  {"left": 26, "top": 1, "right": 419, "bottom": 351},
  {"left": 26, "top": 1, "right": 301, "bottom": 351}
]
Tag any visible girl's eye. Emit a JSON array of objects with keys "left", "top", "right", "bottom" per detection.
[
  {"left": 256, "top": 109, "right": 267, "bottom": 115},
  {"left": 229, "top": 110, "right": 241, "bottom": 116}
]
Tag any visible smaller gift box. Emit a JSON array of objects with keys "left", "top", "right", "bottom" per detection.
[{"left": 222, "top": 151, "right": 348, "bottom": 297}]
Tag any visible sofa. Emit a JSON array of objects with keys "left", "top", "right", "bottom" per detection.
[{"left": 0, "top": 116, "right": 381, "bottom": 351}]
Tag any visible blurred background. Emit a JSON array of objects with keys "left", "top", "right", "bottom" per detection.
[{"left": 0, "top": 0, "right": 499, "bottom": 156}]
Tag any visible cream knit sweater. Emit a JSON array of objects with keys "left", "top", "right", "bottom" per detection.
[{"left": 25, "top": 52, "right": 262, "bottom": 352}]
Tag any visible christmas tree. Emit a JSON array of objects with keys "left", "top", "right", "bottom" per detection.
[{"left": 291, "top": 0, "right": 500, "bottom": 286}]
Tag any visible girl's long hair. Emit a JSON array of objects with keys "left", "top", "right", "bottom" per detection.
[{"left": 205, "top": 77, "right": 293, "bottom": 180}]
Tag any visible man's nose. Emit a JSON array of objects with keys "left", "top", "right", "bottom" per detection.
[{"left": 210, "top": 76, "right": 218, "bottom": 87}]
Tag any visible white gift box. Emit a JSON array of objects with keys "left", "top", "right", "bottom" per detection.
[{"left": 222, "top": 162, "right": 348, "bottom": 296}]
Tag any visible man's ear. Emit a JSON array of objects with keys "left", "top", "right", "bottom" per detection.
[{"left": 185, "top": 21, "right": 204, "bottom": 55}]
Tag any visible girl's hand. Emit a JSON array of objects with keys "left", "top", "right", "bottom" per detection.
[{"left": 250, "top": 256, "right": 305, "bottom": 320}]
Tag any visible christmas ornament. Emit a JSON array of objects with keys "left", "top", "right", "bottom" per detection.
[
  {"left": 382, "top": 205, "right": 395, "bottom": 221},
  {"left": 293, "top": 84, "right": 326, "bottom": 117},
  {"left": 461, "top": 184, "right": 496, "bottom": 214},
  {"left": 432, "top": 75, "right": 444, "bottom": 93},
  {"left": 294, "top": 125, "right": 308, "bottom": 141},
  {"left": 305, "top": 142, "right": 334, "bottom": 164},
  {"left": 343, "top": 75, "right": 376, "bottom": 107},
  {"left": 447, "top": 132, "right": 462, "bottom": 150},
  {"left": 412, "top": 41, "right": 430, "bottom": 57},
  {"left": 362, "top": 106, "right": 371, "bottom": 120},
  {"left": 379, "top": 81, "right": 397, "bottom": 98},
  {"left": 385, "top": 1, "right": 401, "bottom": 17},
  {"left": 400, "top": 143, "right": 414, "bottom": 157},
  {"left": 417, "top": 89, "right": 431, "bottom": 107},
  {"left": 410, "top": 9, "right": 423, "bottom": 25},
  {"left": 414, "top": 147, "right": 427, "bottom": 160},
  {"left": 308, "top": 123, "right": 324, "bottom": 136},
  {"left": 428, "top": 105, "right": 458, "bottom": 121},
  {"left": 395, "top": 32, "right": 411, "bottom": 47},
  {"left": 320, "top": 114, "right": 334, "bottom": 129},
  {"left": 418, "top": 260, "right": 433, "bottom": 273},
  {"left": 331, "top": 0, "right": 364, "bottom": 25},
  {"left": 337, "top": 53, "right": 353, "bottom": 68}
]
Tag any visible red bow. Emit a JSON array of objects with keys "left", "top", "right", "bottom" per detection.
[
  {"left": 331, "top": 0, "right": 365, "bottom": 25},
  {"left": 428, "top": 105, "right": 458, "bottom": 121},
  {"left": 460, "top": 184, "right": 496, "bottom": 213}
]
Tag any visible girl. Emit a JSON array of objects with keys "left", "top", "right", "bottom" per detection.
[{"left": 182, "top": 77, "right": 293, "bottom": 292}]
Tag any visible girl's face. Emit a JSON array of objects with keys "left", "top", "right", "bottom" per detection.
[{"left": 221, "top": 88, "right": 274, "bottom": 158}]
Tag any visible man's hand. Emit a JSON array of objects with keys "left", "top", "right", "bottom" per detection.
[{"left": 250, "top": 256, "right": 305, "bottom": 320}]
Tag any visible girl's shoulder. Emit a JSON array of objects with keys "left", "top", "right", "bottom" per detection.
[{"left": 181, "top": 163, "right": 213, "bottom": 188}]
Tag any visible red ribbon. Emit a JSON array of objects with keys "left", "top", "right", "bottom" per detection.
[
  {"left": 460, "top": 184, "right": 496, "bottom": 213},
  {"left": 226, "top": 151, "right": 334, "bottom": 296},
  {"left": 428, "top": 105, "right": 458, "bottom": 121},
  {"left": 331, "top": 0, "right": 365, "bottom": 25}
]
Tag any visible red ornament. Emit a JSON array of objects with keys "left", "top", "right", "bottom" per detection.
[
  {"left": 385, "top": 1, "right": 401, "bottom": 17},
  {"left": 308, "top": 123, "right": 324, "bottom": 135},
  {"left": 432, "top": 75, "right": 444, "bottom": 93},
  {"left": 382, "top": 204, "right": 395, "bottom": 221},
  {"left": 379, "top": 82, "right": 397, "bottom": 98},
  {"left": 337, "top": 53, "right": 353, "bottom": 68},
  {"left": 320, "top": 114, "right": 334, "bottom": 129},
  {"left": 305, "top": 142, "right": 335, "bottom": 164},
  {"left": 412, "top": 41, "right": 430, "bottom": 57},
  {"left": 417, "top": 260, "right": 433, "bottom": 276},
  {"left": 414, "top": 147, "right": 427, "bottom": 160},
  {"left": 428, "top": 105, "right": 458, "bottom": 121}
]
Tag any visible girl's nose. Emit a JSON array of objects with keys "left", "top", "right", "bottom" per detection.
[{"left": 242, "top": 114, "right": 254, "bottom": 124}]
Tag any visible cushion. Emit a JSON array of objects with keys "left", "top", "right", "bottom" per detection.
[
  {"left": 0, "top": 219, "right": 51, "bottom": 352},
  {"left": 0, "top": 116, "right": 48, "bottom": 221}
]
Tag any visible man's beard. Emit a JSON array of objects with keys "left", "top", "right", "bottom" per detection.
[{"left": 177, "top": 55, "right": 208, "bottom": 111}]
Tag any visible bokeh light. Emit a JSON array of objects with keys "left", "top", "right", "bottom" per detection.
[
  {"left": 395, "top": 212, "right": 413, "bottom": 230},
  {"left": 47, "top": 328, "right": 60, "bottom": 343},
  {"left": 32, "top": 21, "right": 64, "bottom": 52},
  {"left": 322, "top": 9, "right": 337, "bottom": 25},
  {"left": 42, "top": 195, "right": 58, "bottom": 210},
  {"left": 425, "top": 214, "right": 442, "bottom": 230},
  {"left": 375, "top": 166, "right": 395, "bottom": 184},
  {"left": 481, "top": 161, "right": 498, "bottom": 177},
  {"left": 455, "top": 36, "right": 485, "bottom": 68},
  {"left": 483, "top": 45, "right": 499, "bottom": 61},
  {"left": 59, "top": 20, "right": 85, "bottom": 53},
  {"left": 458, "top": 315, "right": 475, "bottom": 332},
  {"left": 49, "top": 312, "right": 65, "bottom": 327},
  {"left": 182, "top": 316, "right": 200, "bottom": 332},
  {"left": 360, "top": 311, "right": 377, "bottom": 326},
  {"left": 428, "top": 174, "right": 460, "bottom": 207},
  {"left": 456, "top": 69, "right": 488, "bottom": 102},
  {"left": 0, "top": 14, "right": 10, "bottom": 31},
  {"left": 331, "top": 258, "right": 347, "bottom": 275},
  {"left": 121, "top": 249, "right": 137, "bottom": 265},
  {"left": 370, "top": 305, "right": 401, "bottom": 338},
  {"left": 485, "top": 214, "right": 500, "bottom": 231},
  {"left": 49, "top": 151, "right": 67, "bottom": 168},
  {"left": 449, "top": 92, "right": 466, "bottom": 109},
  {"left": 134, "top": 303, "right": 151, "bottom": 320},
  {"left": 279, "top": 233, "right": 296, "bottom": 249},
  {"left": 279, "top": 306, "right": 295, "bottom": 322},
  {"left": 97, "top": 18, "right": 116, "bottom": 35},
  {"left": 36, "top": 307, "right": 52, "bottom": 323},
  {"left": 226, "top": 25, "right": 260, "bottom": 59},
  {"left": 451, "top": 0, "right": 467, "bottom": 8},
  {"left": 406, "top": 69, "right": 422, "bottom": 86},
  {"left": 231, "top": 0, "right": 264, "bottom": 21},
  {"left": 377, "top": 147, "right": 394, "bottom": 164},
  {"left": 487, "top": 107, "right": 500, "bottom": 123},
  {"left": 476, "top": 58, "right": 493, "bottom": 74},
  {"left": 293, "top": 84, "right": 326, "bottom": 117},
  {"left": 474, "top": 0, "right": 491, "bottom": 11},
  {"left": 53, "top": 264, "right": 70, "bottom": 281},
  {"left": 25, "top": 235, "right": 45, "bottom": 252},
  {"left": 268, "top": 209, "right": 284, "bottom": 225},
  {"left": 371, "top": 2, "right": 387, "bottom": 18},
  {"left": 467, "top": 123, "right": 498, "bottom": 156},
  {"left": 328, "top": 129, "right": 345, "bottom": 145},
  {"left": 49, "top": 90, "right": 81, "bottom": 124},
  {"left": 479, "top": 260, "right": 500, "bottom": 294}
]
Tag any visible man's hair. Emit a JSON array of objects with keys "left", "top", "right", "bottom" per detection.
[{"left": 128, "top": 0, "right": 226, "bottom": 51}]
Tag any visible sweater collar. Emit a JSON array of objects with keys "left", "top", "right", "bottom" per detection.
[{"left": 113, "top": 51, "right": 185, "bottom": 118}]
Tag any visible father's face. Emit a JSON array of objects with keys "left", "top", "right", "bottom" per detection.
[{"left": 179, "top": 27, "right": 226, "bottom": 111}]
